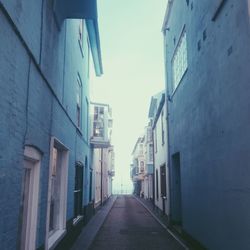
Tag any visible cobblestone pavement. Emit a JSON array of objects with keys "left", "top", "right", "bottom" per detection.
[{"left": 89, "top": 195, "right": 185, "bottom": 250}]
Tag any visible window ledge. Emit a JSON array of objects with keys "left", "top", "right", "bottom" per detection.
[
  {"left": 48, "top": 229, "right": 66, "bottom": 250},
  {"left": 73, "top": 215, "right": 83, "bottom": 226}
]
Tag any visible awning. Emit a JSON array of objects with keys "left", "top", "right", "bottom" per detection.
[
  {"left": 54, "top": 0, "right": 97, "bottom": 23},
  {"left": 86, "top": 19, "right": 103, "bottom": 76},
  {"left": 54, "top": 0, "right": 103, "bottom": 76}
]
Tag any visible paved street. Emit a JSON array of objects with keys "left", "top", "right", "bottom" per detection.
[{"left": 89, "top": 196, "right": 185, "bottom": 250}]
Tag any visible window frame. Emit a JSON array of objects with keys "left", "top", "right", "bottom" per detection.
[
  {"left": 171, "top": 26, "right": 188, "bottom": 93},
  {"left": 46, "top": 137, "right": 69, "bottom": 250}
]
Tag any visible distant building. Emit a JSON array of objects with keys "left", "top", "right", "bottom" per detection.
[
  {"left": 0, "top": 1, "right": 102, "bottom": 250},
  {"left": 131, "top": 137, "right": 145, "bottom": 196},
  {"left": 163, "top": 1, "right": 250, "bottom": 249},
  {"left": 90, "top": 102, "right": 114, "bottom": 207},
  {"left": 142, "top": 124, "right": 154, "bottom": 200},
  {"left": 152, "top": 93, "right": 169, "bottom": 216}
]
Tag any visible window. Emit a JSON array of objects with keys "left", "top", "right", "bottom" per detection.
[
  {"left": 135, "top": 159, "right": 139, "bottom": 174},
  {"left": 140, "top": 161, "right": 144, "bottom": 173},
  {"left": 93, "top": 106, "right": 105, "bottom": 137},
  {"left": 76, "top": 76, "right": 82, "bottom": 128},
  {"left": 74, "top": 163, "right": 84, "bottom": 223},
  {"left": 172, "top": 29, "right": 187, "bottom": 91},
  {"left": 147, "top": 127, "right": 152, "bottom": 142},
  {"left": 21, "top": 146, "right": 41, "bottom": 250},
  {"left": 154, "top": 128, "right": 157, "bottom": 153},
  {"left": 148, "top": 144, "right": 153, "bottom": 162},
  {"left": 47, "top": 138, "right": 69, "bottom": 249},
  {"left": 86, "top": 98, "right": 89, "bottom": 137},
  {"left": 161, "top": 110, "right": 165, "bottom": 145}
]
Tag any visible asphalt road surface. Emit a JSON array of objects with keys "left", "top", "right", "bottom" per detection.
[{"left": 89, "top": 195, "right": 185, "bottom": 250}]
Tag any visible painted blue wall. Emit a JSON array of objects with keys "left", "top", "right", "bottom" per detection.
[
  {"left": 0, "top": 0, "right": 92, "bottom": 248},
  {"left": 164, "top": 1, "right": 250, "bottom": 249}
]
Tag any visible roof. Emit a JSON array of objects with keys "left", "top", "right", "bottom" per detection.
[
  {"left": 131, "top": 137, "right": 141, "bottom": 155},
  {"left": 152, "top": 93, "right": 165, "bottom": 129},
  {"left": 148, "top": 90, "right": 164, "bottom": 119},
  {"left": 86, "top": 19, "right": 103, "bottom": 76}
]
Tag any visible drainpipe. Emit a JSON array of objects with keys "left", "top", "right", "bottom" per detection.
[
  {"left": 164, "top": 37, "right": 172, "bottom": 224},
  {"left": 100, "top": 148, "right": 103, "bottom": 206},
  {"left": 152, "top": 127, "right": 156, "bottom": 209}
]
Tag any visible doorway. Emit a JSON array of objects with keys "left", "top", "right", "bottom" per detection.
[
  {"left": 171, "top": 152, "right": 182, "bottom": 225},
  {"left": 20, "top": 146, "right": 41, "bottom": 250},
  {"left": 160, "top": 164, "right": 167, "bottom": 214}
]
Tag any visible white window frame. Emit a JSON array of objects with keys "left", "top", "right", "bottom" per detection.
[
  {"left": 172, "top": 27, "right": 188, "bottom": 92},
  {"left": 21, "top": 146, "right": 42, "bottom": 250},
  {"left": 45, "top": 137, "right": 69, "bottom": 250}
]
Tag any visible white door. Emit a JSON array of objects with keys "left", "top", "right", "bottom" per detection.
[{"left": 21, "top": 147, "right": 41, "bottom": 250}]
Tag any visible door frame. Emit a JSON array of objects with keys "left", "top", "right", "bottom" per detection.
[{"left": 21, "top": 146, "right": 42, "bottom": 250}]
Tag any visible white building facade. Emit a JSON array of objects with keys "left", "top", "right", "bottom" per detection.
[
  {"left": 152, "top": 93, "right": 170, "bottom": 216},
  {"left": 90, "top": 102, "right": 114, "bottom": 208}
]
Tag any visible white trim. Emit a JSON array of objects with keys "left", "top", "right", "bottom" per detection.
[
  {"left": 45, "top": 137, "right": 69, "bottom": 250},
  {"left": 21, "top": 146, "right": 42, "bottom": 250}
]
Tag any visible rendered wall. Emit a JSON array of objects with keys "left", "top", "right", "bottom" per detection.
[
  {"left": 164, "top": 0, "right": 250, "bottom": 249},
  {"left": 0, "top": 1, "right": 91, "bottom": 248}
]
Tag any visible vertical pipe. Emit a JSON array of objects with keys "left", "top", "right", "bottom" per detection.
[
  {"left": 152, "top": 127, "right": 155, "bottom": 208},
  {"left": 100, "top": 148, "right": 103, "bottom": 206}
]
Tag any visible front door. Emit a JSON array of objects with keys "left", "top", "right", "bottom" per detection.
[
  {"left": 171, "top": 152, "right": 182, "bottom": 224},
  {"left": 21, "top": 147, "right": 41, "bottom": 250}
]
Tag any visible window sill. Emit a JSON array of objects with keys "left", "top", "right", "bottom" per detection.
[
  {"left": 73, "top": 215, "right": 83, "bottom": 226},
  {"left": 48, "top": 229, "right": 66, "bottom": 250}
]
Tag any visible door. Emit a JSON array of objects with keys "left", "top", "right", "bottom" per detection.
[
  {"left": 160, "top": 164, "right": 167, "bottom": 214},
  {"left": 171, "top": 152, "right": 182, "bottom": 224},
  {"left": 21, "top": 147, "right": 41, "bottom": 250}
]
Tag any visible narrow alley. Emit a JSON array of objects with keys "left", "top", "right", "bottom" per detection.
[
  {"left": 1, "top": 1, "right": 250, "bottom": 250},
  {"left": 87, "top": 196, "right": 185, "bottom": 250}
]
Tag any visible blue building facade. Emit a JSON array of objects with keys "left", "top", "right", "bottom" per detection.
[
  {"left": 0, "top": 0, "right": 102, "bottom": 249},
  {"left": 163, "top": 0, "right": 250, "bottom": 249}
]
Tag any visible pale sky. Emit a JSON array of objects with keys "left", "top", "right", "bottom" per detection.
[{"left": 90, "top": 0, "right": 167, "bottom": 193}]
